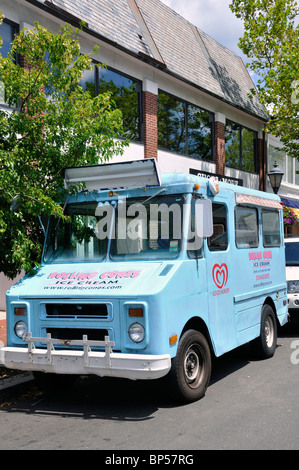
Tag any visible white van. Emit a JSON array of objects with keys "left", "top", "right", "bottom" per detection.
[{"left": 285, "top": 237, "right": 299, "bottom": 323}]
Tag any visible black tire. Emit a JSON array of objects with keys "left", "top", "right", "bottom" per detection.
[
  {"left": 250, "top": 304, "right": 277, "bottom": 359},
  {"left": 169, "top": 329, "right": 212, "bottom": 403}
]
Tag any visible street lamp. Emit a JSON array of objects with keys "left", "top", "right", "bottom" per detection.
[{"left": 268, "top": 161, "right": 284, "bottom": 195}]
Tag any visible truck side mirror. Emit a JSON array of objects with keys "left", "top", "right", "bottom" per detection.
[{"left": 195, "top": 199, "right": 213, "bottom": 238}]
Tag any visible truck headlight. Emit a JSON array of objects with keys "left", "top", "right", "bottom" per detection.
[
  {"left": 287, "top": 281, "right": 299, "bottom": 293},
  {"left": 128, "top": 322, "right": 145, "bottom": 343},
  {"left": 14, "top": 321, "right": 28, "bottom": 339}
]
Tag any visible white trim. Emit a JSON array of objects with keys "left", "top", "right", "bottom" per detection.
[{"left": 143, "top": 78, "right": 158, "bottom": 95}]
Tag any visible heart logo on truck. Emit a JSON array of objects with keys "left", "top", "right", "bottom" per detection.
[{"left": 212, "top": 263, "right": 228, "bottom": 289}]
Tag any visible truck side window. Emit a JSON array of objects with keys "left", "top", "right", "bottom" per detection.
[
  {"left": 262, "top": 209, "right": 281, "bottom": 247},
  {"left": 235, "top": 206, "right": 258, "bottom": 248},
  {"left": 208, "top": 203, "right": 228, "bottom": 251}
]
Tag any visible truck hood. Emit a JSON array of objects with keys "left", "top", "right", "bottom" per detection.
[{"left": 7, "top": 261, "right": 181, "bottom": 299}]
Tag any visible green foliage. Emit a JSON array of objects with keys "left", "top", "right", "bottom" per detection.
[
  {"left": 0, "top": 17, "right": 129, "bottom": 278},
  {"left": 229, "top": 0, "right": 299, "bottom": 159}
]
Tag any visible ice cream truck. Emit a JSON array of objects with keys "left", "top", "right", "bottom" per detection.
[{"left": 0, "top": 159, "right": 288, "bottom": 402}]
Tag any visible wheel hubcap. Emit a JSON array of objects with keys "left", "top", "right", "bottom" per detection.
[{"left": 184, "top": 346, "right": 202, "bottom": 387}]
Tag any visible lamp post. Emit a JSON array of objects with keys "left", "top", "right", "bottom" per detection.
[{"left": 268, "top": 161, "right": 284, "bottom": 195}]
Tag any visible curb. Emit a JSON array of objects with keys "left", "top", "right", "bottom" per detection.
[{"left": 0, "top": 369, "right": 34, "bottom": 391}]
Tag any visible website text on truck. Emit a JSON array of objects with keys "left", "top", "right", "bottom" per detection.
[{"left": 0, "top": 159, "right": 288, "bottom": 402}]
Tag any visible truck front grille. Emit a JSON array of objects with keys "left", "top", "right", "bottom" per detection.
[
  {"left": 46, "top": 328, "right": 109, "bottom": 341},
  {"left": 45, "top": 303, "right": 109, "bottom": 319}
]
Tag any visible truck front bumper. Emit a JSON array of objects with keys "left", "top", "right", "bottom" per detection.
[{"left": 0, "top": 333, "right": 171, "bottom": 380}]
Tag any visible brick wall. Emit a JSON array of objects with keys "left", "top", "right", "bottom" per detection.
[
  {"left": 143, "top": 90, "right": 157, "bottom": 160},
  {"left": 215, "top": 120, "right": 225, "bottom": 175}
]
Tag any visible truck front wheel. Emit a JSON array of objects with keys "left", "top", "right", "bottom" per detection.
[{"left": 169, "top": 329, "right": 212, "bottom": 403}]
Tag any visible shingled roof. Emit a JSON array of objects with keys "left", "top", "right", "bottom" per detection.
[{"left": 31, "top": 0, "right": 268, "bottom": 121}]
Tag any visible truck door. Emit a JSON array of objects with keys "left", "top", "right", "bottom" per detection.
[{"left": 206, "top": 202, "right": 236, "bottom": 356}]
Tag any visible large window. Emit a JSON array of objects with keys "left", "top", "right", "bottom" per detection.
[
  {"left": 208, "top": 203, "right": 228, "bottom": 251},
  {"left": 225, "top": 120, "right": 257, "bottom": 173},
  {"left": 0, "top": 19, "right": 18, "bottom": 104},
  {"left": 262, "top": 209, "right": 281, "bottom": 247},
  {"left": 80, "top": 64, "right": 142, "bottom": 141},
  {"left": 235, "top": 206, "right": 259, "bottom": 248},
  {"left": 158, "top": 91, "right": 214, "bottom": 161}
]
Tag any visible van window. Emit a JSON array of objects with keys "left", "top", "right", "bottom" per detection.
[
  {"left": 235, "top": 206, "right": 258, "bottom": 248},
  {"left": 208, "top": 203, "right": 228, "bottom": 251},
  {"left": 262, "top": 209, "right": 281, "bottom": 247}
]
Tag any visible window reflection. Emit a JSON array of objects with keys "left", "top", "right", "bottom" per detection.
[
  {"left": 79, "top": 64, "right": 141, "bottom": 141},
  {"left": 0, "top": 20, "right": 18, "bottom": 104},
  {"left": 158, "top": 93, "right": 186, "bottom": 153},
  {"left": 225, "top": 120, "right": 257, "bottom": 173},
  {"left": 158, "top": 91, "right": 213, "bottom": 161},
  {"left": 188, "top": 105, "right": 213, "bottom": 160}
]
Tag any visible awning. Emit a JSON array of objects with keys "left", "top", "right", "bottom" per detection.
[
  {"left": 235, "top": 193, "right": 282, "bottom": 210},
  {"left": 280, "top": 197, "right": 299, "bottom": 219}
]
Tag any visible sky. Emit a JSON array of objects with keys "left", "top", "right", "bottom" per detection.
[{"left": 160, "top": 0, "right": 246, "bottom": 63}]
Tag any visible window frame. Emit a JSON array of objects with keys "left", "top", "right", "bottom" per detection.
[
  {"left": 234, "top": 205, "right": 259, "bottom": 249},
  {"left": 262, "top": 209, "right": 281, "bottom": 248},
  {"left": 79, "top": 60, "right": 143, "bottom": 142},
  {"left": 0, "top": 18, "right": 19, "bottom": 108},
  {"left": 225, "top": 119, "right": 258, "bottom": 174},
  {"left": 157, "top": 89, "right": 215, "bottom": 162},
  {"left": 208, "top": 202, "right": 228, "bottom": 252}
]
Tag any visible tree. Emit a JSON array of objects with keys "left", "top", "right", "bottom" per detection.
[
  {"left": 0, "top": 17, "right": 128, "bottom": 278},
  {"left": 229, "top": 0, "right": 299, "bottom": 159}
]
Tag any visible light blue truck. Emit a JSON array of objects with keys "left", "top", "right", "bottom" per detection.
[{"left": 0, "top": 159, "right": 288, "bottom": 402}]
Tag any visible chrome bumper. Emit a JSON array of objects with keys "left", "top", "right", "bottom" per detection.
[{"left": 0, "top": 333, "right": 171, "bottom": 380}]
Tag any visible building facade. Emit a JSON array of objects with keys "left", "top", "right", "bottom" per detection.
[{"left": 0, "top": 0, "right": 297, "bottom": 307}]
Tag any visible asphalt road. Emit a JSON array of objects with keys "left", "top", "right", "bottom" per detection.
[{"left": 0, "top": 323, "right": 298, "bottom": 451}]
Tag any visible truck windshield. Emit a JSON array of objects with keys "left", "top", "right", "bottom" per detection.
[
  {"left": 44, "top": 202, "right": 107, "bottom": 263},
  {"left": 285, "top": 241, "right": 299, "bottom": 266},
  {"left": 43, "top": 195, "right": 185, "bottom": 263}
]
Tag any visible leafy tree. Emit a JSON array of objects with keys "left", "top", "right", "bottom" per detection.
[
  {"left": 229, "top": 0, "right": 299, "bottom": 159},
  {"left": 0, "top": 17, "right": 128, "bottom": 278}
]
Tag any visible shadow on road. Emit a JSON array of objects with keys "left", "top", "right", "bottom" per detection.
[{"left": 1, "top": 323, "right": 298, "bottom": 420}]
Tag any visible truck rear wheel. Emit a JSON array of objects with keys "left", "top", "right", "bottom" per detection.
[
  {"left": 250, "top": 304, "right": 277, "bottom": 359},
  {"left": 169, "top": 329, "right": 212, "bottom": 403}
]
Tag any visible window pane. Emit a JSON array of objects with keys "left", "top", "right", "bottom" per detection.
[
  {"left": 79, "top": 65, "right": 96, "bottom": 97},
  {"left": 0, "top": 21, "right": 17, "bottom": 104},
  {"left": 287, "top": 155, "right": 294, "bottom": 184},
  {"left": 225, "top": 120, "right": 240, "bottom": 169},
  {"left": 0, "top": 21, "right": 16, "bottom": 58},
  {"left": 235, "top": 206, "right": 258, "bottom": 248},
  {"left": 241, "top": 127, "right": 256, "bottom": 172},
  {"left": 110, "top": 195, "right": 184, "bottom": 260},
  {"left": 98, "top": 68, "right": 141, "bottom": 141},
  {"left": 285, "top": 241, "right": 299, "bottom": 266},
  {"left": 262, "top": 210, "right": 281, "bottom": 247},
  {"left": 208, "top": 203, "right": 228, "bottom": 251},
  {"left": 188, "top": 105, "right": 213, "bottom": 161},
  {"left": 44, "top": 203, "right": 107, "bottom": 263},
  {"left": 268, "top": 145, "right": 286, "bottom": 183},
  {"left": 158, "top": 92, "right": 186, "bottom": 153}
]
